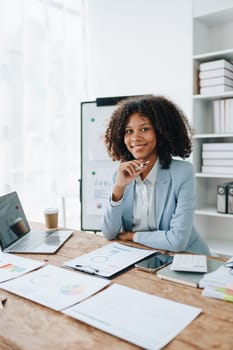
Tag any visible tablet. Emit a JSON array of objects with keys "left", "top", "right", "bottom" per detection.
[{"left": 135, "top": 253, "right": 173, "bottom": 273}]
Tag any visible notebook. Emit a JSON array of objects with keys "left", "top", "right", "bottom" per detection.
[
  {"left": 0, "top": 191, "right": 73, "bottom": 254},
  {"left": 157, "top": 258, "right": 222, "bottom": 288}
]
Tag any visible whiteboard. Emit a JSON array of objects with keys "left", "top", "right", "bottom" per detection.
[{"left": 81, "top": 97, "right": 130, "bottom": 232}]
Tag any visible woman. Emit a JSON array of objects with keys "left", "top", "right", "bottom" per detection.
[{"left": 101, "top": 95, "right": 210, "bottom": 255}]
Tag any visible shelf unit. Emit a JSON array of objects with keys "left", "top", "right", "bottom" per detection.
[{"left": 192, "top": 8, "right": 233, "bottom": 258}]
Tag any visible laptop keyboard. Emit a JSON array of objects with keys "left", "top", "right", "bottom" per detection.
[{"left": 13, "top": 232, "right": 47, "bottom": 250}]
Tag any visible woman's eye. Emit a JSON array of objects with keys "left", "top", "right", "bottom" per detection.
[{"left": 125, "top": 129, "right": 132, "bottom": 134}]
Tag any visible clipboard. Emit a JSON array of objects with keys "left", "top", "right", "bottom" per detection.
[{"left": 63, "top": 242, "right": 156, "bottom": 278}]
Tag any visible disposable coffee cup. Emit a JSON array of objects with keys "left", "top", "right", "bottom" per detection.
[
  {"left": 44, "top": 208, "right": 58, "bottom": 232},
  {"left": 10, "top": 217, "right": 28, "bottom": 236}
]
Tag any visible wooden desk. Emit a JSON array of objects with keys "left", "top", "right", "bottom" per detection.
[{"left": 0, "top": 228, "right": 233, "bottom": 350}]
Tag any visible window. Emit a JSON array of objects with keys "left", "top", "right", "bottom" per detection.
[{"left": 0, "top": 0, "right": 87, "bottom": 228}]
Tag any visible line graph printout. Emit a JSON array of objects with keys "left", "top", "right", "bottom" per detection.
[
  {"left": 64, "top": 283, "right": 202, "bottom": 350},
  {"left": 86, "top": 167, "right": 115, "bottom": 216},
  {"left": 64, "top": 243, "right": 156, "bottom": 278},
  {"left": 0, "top": 252, "right": 44, "bottom": 283},
  {"left": 0, "top": 264, "right": 110, "bottom": 310}
]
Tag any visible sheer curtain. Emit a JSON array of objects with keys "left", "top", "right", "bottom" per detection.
[{"left": 0, "top": 0, "right": 87, "bottom": 228}]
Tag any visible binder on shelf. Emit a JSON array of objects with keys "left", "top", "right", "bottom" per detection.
[
  {"left": 220, "top": 99, "right": 225, "bottom": 132},
  {"left": 213, "top": 99, "right": 221, "bottom": 133},
  {"left": 228, "top": 183, "right": 233, "bottom": 214},
  {"left": 217, "top": 183, "right": 228, "bottom": 213}
]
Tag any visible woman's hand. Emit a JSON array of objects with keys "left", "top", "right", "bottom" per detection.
[
  {"left": 112, "top": 160, "right": 146, "bottom": 201},
  {"left": 117, "top": 231, "right": 134, "bottom": 241}
]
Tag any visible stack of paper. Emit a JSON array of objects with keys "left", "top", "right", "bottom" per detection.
[
  {"left": 199, "top": 59, "right": 233, "bottom": 95},
  {"left": 202, "top": 143, "right": 233, "bottom": 174},
  {"left": 199, "top": 257, "right": 233, "bottom": 302}
]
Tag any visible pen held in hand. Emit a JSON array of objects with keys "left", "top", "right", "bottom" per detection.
[{"left": 135, "top": 160, "right": 150, "bottom": 171}]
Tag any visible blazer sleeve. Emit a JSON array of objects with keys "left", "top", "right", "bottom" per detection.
[{"left": 101, "top": 197, "right": 125, "bottom": 240}]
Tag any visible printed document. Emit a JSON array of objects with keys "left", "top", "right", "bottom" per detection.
[
  {"left": 64, "top": 242, "right": 156, "bottom": 277},
  {"left": 0, "top": 264, "right": 110, "bottom": 311},
  {"left": 0, "top": 252, "right": 44, "bottom": 283},
  {"left": 64, "top": 283, "right": 202, "bottom": 350}
]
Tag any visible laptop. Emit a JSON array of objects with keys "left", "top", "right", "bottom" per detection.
[{"left": 0, "top": 191, "right": 73, "bottom": 254}]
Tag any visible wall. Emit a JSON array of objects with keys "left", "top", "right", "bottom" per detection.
[{"left": 86, "top": 0, "right": 193, "bottom": 118}]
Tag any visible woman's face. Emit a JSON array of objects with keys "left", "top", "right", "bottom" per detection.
[{"left": 124, "top": 113, "right": 158, "bottom": 162}]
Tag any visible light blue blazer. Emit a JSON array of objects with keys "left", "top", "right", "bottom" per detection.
[{"left": 101, "top": 159, "right": 210, "bottom": 255}]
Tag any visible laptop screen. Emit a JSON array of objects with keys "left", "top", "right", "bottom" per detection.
[{"left": 0, "top": 192, "right": 30, "bottom": 250}]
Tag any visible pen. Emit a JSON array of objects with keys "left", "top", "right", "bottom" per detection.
[
  {"left": 135, "top": 160, "right": 150, "bottom": 171},
  {"left": 75, "top": 264, "right": 99, "bottom": 273}
]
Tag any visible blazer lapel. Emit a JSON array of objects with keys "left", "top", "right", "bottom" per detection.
[{"left": 156, "top": 167, "right": 171, "bottom": 226}]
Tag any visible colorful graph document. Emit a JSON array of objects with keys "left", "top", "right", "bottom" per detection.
[
  {"left": 63, "top": 242, "right": 156, "bottom": 277},
  {"left": 0, "top": 252, "right": 44, "bottom": 283},
  {"left": 64, "top": 283, "right": 202, "bottom": 350},
  {"left": 0, "top": 264, "right": 110, "bottom": 311}
]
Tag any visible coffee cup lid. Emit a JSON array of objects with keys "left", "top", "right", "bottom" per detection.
[{"left": 44, "top": 207, "right": 58, "bottom": 214}]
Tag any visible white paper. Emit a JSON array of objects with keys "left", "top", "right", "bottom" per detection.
[
  {"left": 64, "top": 242, "right": 156, "bottom": 277},
  {"left": 0, "top": 264, "right": 110, "bottom": 311},
  {"left": 86, "top": 168, "right": 115, "bottom": 215},
  {"left": 0, "top": 252, "right": 44, "bottom": 282},
  {"left": 64, "top": 283, "right": 201, "bottom": 350},
  {"left": 199, "top": 257, "right": 233, "bottom": 289}
]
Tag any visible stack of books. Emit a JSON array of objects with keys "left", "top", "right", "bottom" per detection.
[
  {"left": 199, "top": 257, "right": 233, "bottom": 302},
  {"left": 199, "top": 59, "right": 233, "bottom": 95},
  {"left": 202, "top": 143, "right": 233, "bottom": 174}
]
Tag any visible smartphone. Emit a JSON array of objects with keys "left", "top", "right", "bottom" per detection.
[{"left": 135, "top": 253, "right": 173, "bottom": 273}]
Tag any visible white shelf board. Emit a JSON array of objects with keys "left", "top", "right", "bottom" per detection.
[
  {"left": 193, "top": 7, "right": 233, "bottom": 26},
  {"left": 195, "top": 173, "right": 233, "bottom": 179},
  {"left": 193, "top": 133, "right": 233, "bottom": 139},
  {"left": 193, "top": 48, "right": 233, "bottom": 62},
  {"left": 207, "top": 238, "right": 233, "bottom": 258},
  {"left": 193, "top": 91, "right": 233, "bottom": 100},
  {"left": 195, "top": 207, "right": 233, "bottom": 218}
]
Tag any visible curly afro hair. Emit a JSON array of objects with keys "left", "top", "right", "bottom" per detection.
[{"left": 104, "top": 95, "right": 193, "bottom": 169}]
